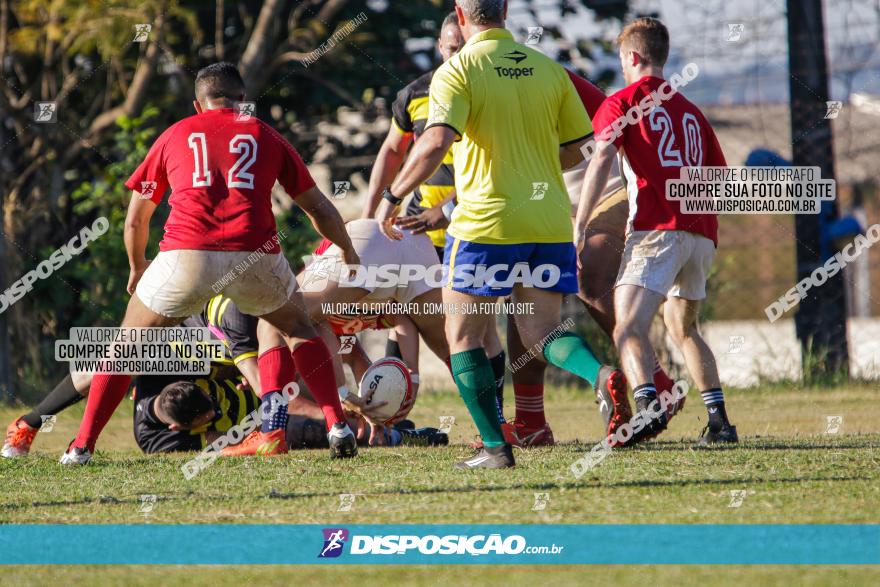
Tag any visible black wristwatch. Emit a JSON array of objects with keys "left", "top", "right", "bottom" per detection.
[{"left": 381, "top": 186, "right": 403, "bottom": 206}]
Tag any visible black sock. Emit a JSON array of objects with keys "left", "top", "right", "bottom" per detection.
[
  {"left": 489, "top": 351, "right": 506, "bottom": 424},
  {"left": 701, "top": 388, "right": 729, "bottom": 429},
  {"left": 22, "top": 374, "right": 85, "bottom": 429},
  {"left": 385, "top": 338, "right": 402, "bottom": 360},
  {"left": 633, "top": 383, "right": 657, "bottom": 412}
]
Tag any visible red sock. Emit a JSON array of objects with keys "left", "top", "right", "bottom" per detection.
[
  {"left": 653, "top": 358, "right": 675, "bottom": 395},
  {"left": 514, "top": 383, "right": 546, "bottom": 428},
  {"left": 73, "top": 374, "right": 132, "bottom": 451},
  {"left": 258, "top": 345, "right": 297, "bottom": 398},
  {"left": 291, "top": 337, "right": 345, "bottom": 429}
]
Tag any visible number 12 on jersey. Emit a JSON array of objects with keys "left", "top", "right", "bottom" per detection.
[{"left": 187, "top": 132, "right": 258, "bottom": 189}]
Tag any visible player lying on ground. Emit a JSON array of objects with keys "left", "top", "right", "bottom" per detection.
[
  {"left": 375, "top": 0, "right": 625, "bottom": 469},
  {"left": 61, "top": 62, "right": 362, "bottom": 465},
  {"left": 134, "top": 376, "right": 447, "bottom": 455},
  {"left": 4, "top": 291, "right": 374, "bottom": 457},
  {"left": 575, "top": 17, "right": 737, "bottom": 445},
  {"left": 3, "top": 293, "right": 262, "bottom": 457},
  {"left": 362, "top": 11, "right": 508, "bottom": 419}
]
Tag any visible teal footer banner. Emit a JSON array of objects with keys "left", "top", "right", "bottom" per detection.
[{"left": 1, "top": 524, "right": 877, "bottom": 565}]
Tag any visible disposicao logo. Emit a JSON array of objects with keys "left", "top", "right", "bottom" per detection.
[{"left": 319, "top": 528, "right": 349, "bottom": 558}]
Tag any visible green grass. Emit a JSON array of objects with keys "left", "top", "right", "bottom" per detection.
[
  {"left": 0, "top": 565, "right": 877, "bottom": 587},
  {"left": 1, "top": 384, "right": 878, "bottom": 585}
]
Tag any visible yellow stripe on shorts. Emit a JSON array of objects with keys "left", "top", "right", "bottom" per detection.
[{"left": 445, "top": 238, "right": 461, "bottom": 289}]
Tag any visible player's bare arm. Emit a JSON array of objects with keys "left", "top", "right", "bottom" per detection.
[
  {"left": 375, "top": 125, "right": 458, "bottom": 240},
  {"left": 342, "top": 337, "right": 373, "bottom": 383},
  {"left": 123, "top": 192, "right": 158, "bottom": 294},
  {"left": 574, "top": 139, "right": 618, "bottom": 250},
  {"left": 362, "top": 126, "right": 414, "bottom": 218},
  {"left": 560, "top": 137, "right": 590, "bottom": 170},
  {"left": 296, "top": 186, "right": 360, "bottom": 269}
]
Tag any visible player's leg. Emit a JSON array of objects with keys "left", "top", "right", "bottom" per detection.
[
  {"left": 2, "top": 371, "right": 90, "bottom": 458},
  {"left": 663, "top": 235, "right": 737, "bottom": 445},
  {"left": 613, "top": 284, "right": 666, "bottom": 432},
  {"left": 220, "top": 319, "right": 296, "bottom": 456},
  {"left": 611, "top": 229, "right": 696, "bottom": 443},
  {"left": 231, "top": 252, "right": 360, "bottom": 457},
  {"left": 64, "top": 249, "right": 252, "bottom": 463},
  {"left": 505, "top": 312, "right": 554, "bottom": 447},
  {"left": 511, "top": 242, "right": 624, "bottom": 398},
  {"left": 62, "top": 294, "right": 182, "bottom": 463},
  {"left": 482, "top": 322, "right": 506, "bottom": 426},
  {"left": 258, "top": 296, "right": 358, "bottom": 458},
  {"left": 577, "top": 231, "right": 621, "bottom": 336},
  {"left": 511, "top": 286, "right": 615, "bottom": 391},
  {"left": 444, "top": 287, "right": 513, "bottom": 468},
  {"left": 407, "top": 288, "right": 451, "bottom": 365},
  {"left": 578, "top": 194, "right": 679, "bottom": 426}
]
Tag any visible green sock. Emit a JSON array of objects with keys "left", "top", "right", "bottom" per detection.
[
  {"left": 451, "top": 349, "right": 506, "bottom": 447},
  {"left": 543, "top": 332, "right": 602, "bottom": 386}
]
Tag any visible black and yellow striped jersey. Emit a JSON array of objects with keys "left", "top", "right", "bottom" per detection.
[
  {"left": 181, "top": 295, "right": 258, "bottom": 369},
  {"left": 132, "top": 376, "right": 260, "bottom": 453},
  {"left": 132, "top": 295, "right": 260, "bottom": 453},
  {"left": 392, "top": 70, "right": 455, "bottom": 248}
]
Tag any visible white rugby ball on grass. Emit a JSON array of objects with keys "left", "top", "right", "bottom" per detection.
[{"left": 357, "top": 357, "right": 414, "bottom": 424}]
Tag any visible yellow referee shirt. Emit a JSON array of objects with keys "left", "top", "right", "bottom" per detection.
[{"left": 426, "top": 28, "right": 591, "bottom": 244}]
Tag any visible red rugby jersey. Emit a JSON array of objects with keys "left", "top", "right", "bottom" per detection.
[
  {"left": 592, "top": 76, "right": 724, "bottom": 244},
  {"left": 565, "top": 69, "right": 606, "bottom": 119},
  {"left": 125, "top": 108, "right": 315, "bottom": 253}
]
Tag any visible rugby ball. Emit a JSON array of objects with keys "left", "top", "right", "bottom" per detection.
[{"left": 357, "top": 357, "right": 414, "bottom": 425}]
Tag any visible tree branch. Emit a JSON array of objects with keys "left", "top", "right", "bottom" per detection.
[
  {"left": 238, "top": 0, "right": 286, "bottom": 93},
  {"left": 86, "top": 13, "right": 165, "bottom": 138}
]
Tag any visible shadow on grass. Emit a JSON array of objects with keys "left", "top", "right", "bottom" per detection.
[{"left": 0, "top": 470, "right": 871, "bottom": 513}]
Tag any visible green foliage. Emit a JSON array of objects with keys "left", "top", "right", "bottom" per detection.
[{"left": 65, "top": 107, "right": 166, "bottom": 325}]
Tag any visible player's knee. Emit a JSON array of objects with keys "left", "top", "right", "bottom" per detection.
[
  {"left": 612, "top": 322, "right": 628, "bottom": 347},
  {"left": 665, "top": 318, "right": 693, "bottom": 346},
  {"left": 279, "top": 314, "right": 316, "bottom": 340}
]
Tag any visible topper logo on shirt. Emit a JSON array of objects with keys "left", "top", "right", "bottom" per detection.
[{"left": 503, "top": 50, "right": 528, "bottom": 64}]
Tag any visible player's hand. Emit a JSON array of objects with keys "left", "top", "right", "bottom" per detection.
[
  {"left": 396, "top": 206, "right": 449, "bottom": 235},
  {"left": 368, "top": 422, "right": 387, "bottom": 446},
  {"left": 375, "top": 200, "right": 404, "bottom": 241},
  {"left": 126, "top": 260, "right": 151, "bottom": 295},
  {"left": 342, "top": 392, "right": 389, "bottom": 421}
]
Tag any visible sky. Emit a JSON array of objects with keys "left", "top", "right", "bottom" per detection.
[{"left": 504, "top": 0, "right": 880, "bottom": 105}]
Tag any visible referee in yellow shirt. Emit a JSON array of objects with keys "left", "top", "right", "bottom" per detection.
[{"left": 376, "top": 0, "right": 625, "bottom": 469}]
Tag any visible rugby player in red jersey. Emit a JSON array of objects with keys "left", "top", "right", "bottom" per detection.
[
  {"left": 61, "top": 63, "right": 375, "bottom": 464},
  {"left": 575, "top": 18, "right": 737, "bottom": 445},
  {"left": 502, "top": 69, "right": 680, "bottom": 448}
]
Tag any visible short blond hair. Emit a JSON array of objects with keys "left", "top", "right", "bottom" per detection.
[{"left": 618, "top": 17, "right": 669, "bottom": 67}]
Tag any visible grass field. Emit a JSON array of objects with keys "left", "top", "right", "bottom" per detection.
[{"left": 1, "top": 383, "right": 878, "bottom": 585}]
